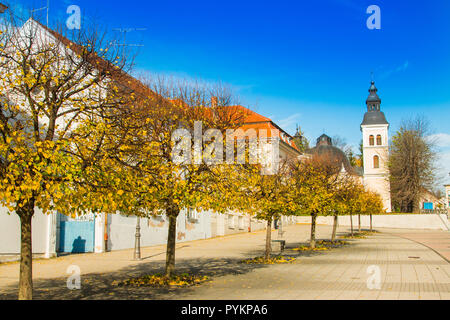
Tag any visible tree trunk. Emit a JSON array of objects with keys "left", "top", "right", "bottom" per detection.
[
  {"left": 18, "top": 201, "right": 34, "bottom": 300},
  {"left": 331, "top": 215, "right": 338, "bottom": 242},
  {"left": 165, "top": 213, "right": 177, "bottom": 277},
  {"left": 370, "top": 214, "right": 373, "bottom": 232},
  {"left": 310, "top": 214, "right": 317, "bottom": 249},
  {"left": 265, "top": 218, "right": 272, "bottom": 260},
  {"left": 358, "top": 214, "right": 361, "bottom": 233},
  {"left": 350, "top": 214, "right": 353, "bottom": 236}
]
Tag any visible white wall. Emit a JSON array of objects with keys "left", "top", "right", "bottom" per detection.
[
  {"left": 0, "top": 206, "right": 49, "bottom": 254},
  {"left": 296, "top": 214, "right": 450, "bottom": 231},
  {"left": 107, "top": 209, "right": 212, "bottom": 251}
]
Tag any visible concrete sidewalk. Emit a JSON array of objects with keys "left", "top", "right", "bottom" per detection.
[
  {"left": 0, "top": 224, "right": 449, "bottom": 300},
  {"left": 384, "top": 229, "right": 450, "bottom": 262}
]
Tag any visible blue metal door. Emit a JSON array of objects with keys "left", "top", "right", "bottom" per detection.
[{"left": 59, "top": 215, "right": 95, "bottom": 253}]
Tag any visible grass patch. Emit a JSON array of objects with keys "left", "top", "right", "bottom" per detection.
[
  {"left": 292, "top": 239, "right": 349, "bottom": 251},
  {"left": 292, "top": 245, "right": 329, "bottom": 251},
  {"left": 240, "top": 255, "right": 295, "bottom": 264},
  {"left": 340, "top": 230, "right": 377, "bottom": 239},
  {"left": 317, "top": 239, "right": 349, "bottom": 247},
  {"left": 112, "top": 273, "right": 209, "bottom": 288}
]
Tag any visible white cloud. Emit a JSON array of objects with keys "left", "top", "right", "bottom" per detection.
[
  {"left": 436, "top": 150, "right": 450, "bottom": 185},
  {"left": 274, "top": 113, "right": 302, "bottom": 134},
  {"left": 130, "top": 68, "right": 256, "bottom": 103},
  {"left": 379, "top": 60, "right": 409, "bottom": 79},
  {"left": 428, "top": 133, "right": 450, "bottom": 148}
]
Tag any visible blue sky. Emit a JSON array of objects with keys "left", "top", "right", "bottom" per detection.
[{"left": 6, "top": 0, "right": 450, "bottom": 187}]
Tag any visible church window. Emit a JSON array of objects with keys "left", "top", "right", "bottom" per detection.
[
  {"left": 376, "top": 134, "right": 382, "bottom": 145},
  {"left": 373, "top": 155, "right": 380, "bottom": 168},
  {"left": 369, "top": 135, "right": 374, "bottom": 146}
]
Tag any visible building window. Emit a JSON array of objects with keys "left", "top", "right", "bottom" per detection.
[
  {"left": 228, "top": 214, "right": 235, "bottom": 229},
  {"left": 369, "top": 135, "right": 374, "bottom": 146},
  {"left": 376, "top": 134, "right": 382, "bottom": 145},
  {"left": 238, "top": 216, "right": 244, "bottom": 230},
  {"left": 373, "top": 155, "right": 380, "bottom": 168},
  {"left": 187, "top": 208, "right": 199, "bottom": 222}
]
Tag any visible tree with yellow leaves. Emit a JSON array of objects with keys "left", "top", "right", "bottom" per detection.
[
  {"left": 290, "top": 154, "right": 341, "bottom": 248},
  {"left": 332, "top": 176, "right": 362, "bottom": 242},
  {"left": 357, "top": 190, "right": 385, "bottom": 232},
  {"left": 0, "top": 15, "right": 133, "bottom": 299},
  {"left": 103, "top": 76, "right": 248, "bottom": 277},
  {"left": 237, "top": 159, "right": 295, "bottom": 260}
]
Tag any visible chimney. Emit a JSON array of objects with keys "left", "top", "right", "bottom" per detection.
[{"left": 211, "top": 96, "right": 218, "bottom": 108}]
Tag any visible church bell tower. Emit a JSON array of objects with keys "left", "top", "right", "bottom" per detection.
[{"left": 361, "top": 81, "right": 392, "bottom": 212}]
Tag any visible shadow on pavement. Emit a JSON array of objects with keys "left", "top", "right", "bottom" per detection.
[{"left": 0, "top": 257, "right": 269, "bottom": 300}]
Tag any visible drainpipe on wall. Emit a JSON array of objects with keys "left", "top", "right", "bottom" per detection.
[
  {"left": 94, "top": 214, "right": 106, "bottom": 253},
  {"left": 44, "top": 212, "right": 57, "bottom": 258},
  {"left": 104, "top": 214, "right": 108, "bottom": 252}
]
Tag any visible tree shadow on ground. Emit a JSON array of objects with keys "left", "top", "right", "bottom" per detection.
[
  {"left": 0, "top": 257, "right": 270, "bottom": 300},
  {"left": 282, "top": 233, "right": 358, "bottom": 258},
  {"left": 0, "top": 230, "right": 376, "bottom": 300}
]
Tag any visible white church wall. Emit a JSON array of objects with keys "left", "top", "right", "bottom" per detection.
[
  {"left": 363, "top": 175, "right": 392, "bottom": 212},
  {"left": 361, "top": 121, "right": 392, "bottom": 212}
]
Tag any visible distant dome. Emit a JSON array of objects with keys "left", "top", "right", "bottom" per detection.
[{"left": 305, "top": 134, "right": 357, "bottom": 175}]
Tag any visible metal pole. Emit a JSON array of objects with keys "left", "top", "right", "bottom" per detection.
[
  {"left": 278, "top": 217, "right": 283, "bottom": 239},
  {"left": 133, "top": 216, "right": 141, "bottom": 260}
]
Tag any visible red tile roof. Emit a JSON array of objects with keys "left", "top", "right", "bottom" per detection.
[{"left": 231, "top": 105, "right": 300, "bottom": 152}]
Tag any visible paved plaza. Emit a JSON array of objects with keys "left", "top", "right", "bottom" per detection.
[{"left": 0, "top": 224, "right": 449, "bottom": 300}]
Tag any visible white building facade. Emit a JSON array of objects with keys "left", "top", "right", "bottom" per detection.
[{"left": 361, "top": 81, "right": 392, "bottom": 212}]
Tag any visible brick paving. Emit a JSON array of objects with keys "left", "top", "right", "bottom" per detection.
[
  {"left": 0, "top": 224, "right": 449, "bottom": 300},
  {"left": 384, "top": 229, "right": 450, "bottom": 262}
]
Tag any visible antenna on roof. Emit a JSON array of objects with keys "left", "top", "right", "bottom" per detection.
[
  {"left": 370, "top": 71, "right": 374, "bottom": 82},
  {"left": 31, "top": 0, "right": 49, "bottom": 27},
  {"left": 111, "top": 28, "right": 146, "bottom": 48}
]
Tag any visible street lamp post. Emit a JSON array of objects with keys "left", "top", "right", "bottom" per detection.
[
  {"left": 278, "top": 216, "right": 284, "bottom": 239},
  {"left": 133, "top": 216, "right": 141, "bottom": 260}
]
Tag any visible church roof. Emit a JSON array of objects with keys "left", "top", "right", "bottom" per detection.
[
  {"left": 361, "top": 81, "right": 389, "bottom": 126},
  {"left": 366, "top": 81, "right": 381, "bottom": 103},
  {"left": 361, "top": 111, "right": 389, "bottom": 126}
]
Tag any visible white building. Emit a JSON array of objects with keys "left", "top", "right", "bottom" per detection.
[
  {"left": 361, "top": 81, "right": 392, "bottom": 212},
  {"left": 0, "top": 18, "right": 299, "bottom": 256}
]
